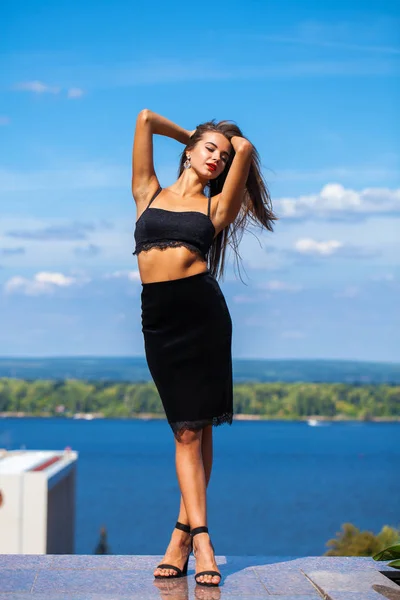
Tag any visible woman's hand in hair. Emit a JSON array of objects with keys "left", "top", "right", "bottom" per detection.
[
  {"left": 230, "top": 135, "right": 253, "bottom": 154},
  {"left": 181, "top": 129, "right": 196, "bottom": 146}
]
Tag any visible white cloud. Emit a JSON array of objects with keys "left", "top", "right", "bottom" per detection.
[
  {"left": 11, "top": 81, "right": 84, "bottom": 99},
  {"left": 295, "top": 238, "right": 343, "bottom": 256},
  {"left": 13, "top": 80, "right": 61, "bottom": 94},
  {"left": 233, "top": 295, "right": 260, "bottom": 304},
  {"left": 281, "top": 330, "right": 306, "bottom": 339},
  {"left": 52, "top": 58, "right": 400, "bottom": 86},
  {"left": 292, "top": 237, "right": 380, "bottom": 260},
  {"left": 103, "top": 270, "right": 141, "bottom": 282},
  {"left": 2, "top": 164, "right": 397, "bottom": 215},
  {"left": 4, "top": 271, "right": 80, "bottom": 295},
  {"left": 67, "top": 87, "right": 84, "bottom": 98},
  {"left": 6, "top": 55, "right": 398, "bottom": 99},
  {"left": 334, "top": 286, "right": 360, "bottom": 298},
  {"left": 275, "top": 183, "right": 400, "bottom": 220},
  {"left": 74, "top": 244, "right": 100, "bottom": 257},
  {"left": 0, "top": 163, "right": 127, "bottom": 192},
  {"left": 257, "top": 280, "right": 302, "bottom": 292},
  {"left": 370, "top": 273, "right": 395, "bottom": 282},
  {"left": 254, "top": 34, "right": 400, "bottom": 55},
  {"left": 6, "top": 222, "right": 96, "bottom": 241},
  {"left": 243, "top": 316, "right": 269, "bottom": 327},
  {"left": 274, "top": 166, "right": 398, "bottom": 183},
  {"left": 36, "top": 272, "right": 75, "bottom": 286}
]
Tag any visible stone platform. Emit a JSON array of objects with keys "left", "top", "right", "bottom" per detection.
[{"left": 0, "top": 554, "right": 399, "bottom": 599}]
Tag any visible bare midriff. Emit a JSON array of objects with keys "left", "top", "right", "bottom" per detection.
[{"left": 137, "top": 246, "right": 209, "bottom": 283}]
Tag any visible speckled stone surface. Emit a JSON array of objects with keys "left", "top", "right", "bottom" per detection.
[
  {"left": 303, "top": 568, "right": 400, "bottom": 600},
  {"left": 0, "top": 554, "right": 398, "bottom": 598}
]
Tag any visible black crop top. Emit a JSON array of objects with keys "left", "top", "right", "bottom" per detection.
[{"left": 133, "top": 186, "right": 215, "bottom": 260}]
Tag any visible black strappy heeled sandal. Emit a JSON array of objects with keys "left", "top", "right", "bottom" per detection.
[
  {"left": 154, "top": 521, "right": 192, "bottom": 579},
  {"left": 191, "top": 525, "right": 221, "bottom": 587}
]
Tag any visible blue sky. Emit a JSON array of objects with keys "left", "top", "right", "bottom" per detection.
[{"left": 1, "top": 0, "right": 399, "bottom": 361}]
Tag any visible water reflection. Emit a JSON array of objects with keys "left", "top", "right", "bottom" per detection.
[{"left": 153, "top": 577, "right": 221, "bottom": 599}]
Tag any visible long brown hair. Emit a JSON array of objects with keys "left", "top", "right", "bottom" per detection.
[{"left": 178, "top": 119, "right": 278, "bottom": 282}]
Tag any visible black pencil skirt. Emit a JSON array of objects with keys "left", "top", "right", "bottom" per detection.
[{"left": 141, "top": 269, "right": 233, "bottom": 435}]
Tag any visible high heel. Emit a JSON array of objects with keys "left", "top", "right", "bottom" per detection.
[
  {"left": 191, "top": 525, "right": 221, "bottom": 587},
  {"left": 154, "top": 521, "right": 192, "bottom": 579}
]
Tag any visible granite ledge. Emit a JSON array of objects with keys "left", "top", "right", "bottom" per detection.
[{"left": 0, "top": 555, "right": 398, "bottom": 599}]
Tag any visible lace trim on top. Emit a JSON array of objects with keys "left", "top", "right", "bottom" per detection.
[
  {"left": 133, "top": 240, "right": 207, "bottom": 259},
  {"left": 169, "top": 412, "right": 233, "bottom": 436}
]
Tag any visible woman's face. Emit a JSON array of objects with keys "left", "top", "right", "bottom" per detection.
[{"left": 188, "top": 132, "right": 232, "bottom": 180}]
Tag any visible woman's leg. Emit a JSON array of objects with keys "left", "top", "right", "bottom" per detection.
[
  {"left": 176, "top": 424, "right": 213, "bottom": 524},
  {"left": 153, "top": 425, "right": 219, "bottom": 583},
  {"left": 174, "top": 427, "right": 220, "bottom": 585}
]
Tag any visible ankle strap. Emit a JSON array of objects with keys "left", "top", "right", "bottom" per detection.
[
  {"left": 175, "top": 521, "right": 191, "bottom": 533},
  {"left": 190, "top": 526, "right": 209, "bottom": 537}
]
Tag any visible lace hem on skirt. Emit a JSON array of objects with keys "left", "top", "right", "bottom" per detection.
[{"left": 169, "top": 412, "right": 233, "bottom": 435}]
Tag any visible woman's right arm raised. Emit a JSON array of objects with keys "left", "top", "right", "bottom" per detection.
[{"left": 131, "top": 109, "right": 192, "bottom": 202}]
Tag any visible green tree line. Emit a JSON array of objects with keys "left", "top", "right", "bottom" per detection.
[
  {"left": 0, "top": 378, "right": 399, "bottom": 419},
  {"left": 324, "top": 523, "right": 400, "bottom": 557}
]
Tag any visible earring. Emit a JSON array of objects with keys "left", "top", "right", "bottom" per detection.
[{"left": 184, "top": 155, "right": 191, "bottom": 169}]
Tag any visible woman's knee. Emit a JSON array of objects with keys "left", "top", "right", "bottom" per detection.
[{"left": 174, "top": 427, "right": 202, "bottom": 446}]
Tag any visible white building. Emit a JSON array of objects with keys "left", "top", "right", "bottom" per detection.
[{"left": 0, "top": 448, "right": 78, "bottom": 554}]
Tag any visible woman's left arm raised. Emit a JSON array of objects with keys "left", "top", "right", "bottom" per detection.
[{"left": 215, "top": 136, "right": 253, "bottom": 226}]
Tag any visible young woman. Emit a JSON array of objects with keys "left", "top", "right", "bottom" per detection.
[{"left": 131, "top": 109, "right": 276, "bottom": 587}]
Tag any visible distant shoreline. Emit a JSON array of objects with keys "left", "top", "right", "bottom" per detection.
[
  {"left": 1, "top": 357, "right": 400, "bottom": 386},
  {"left": 0, "top": 412, "right": 399, "bottom": 422}
]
